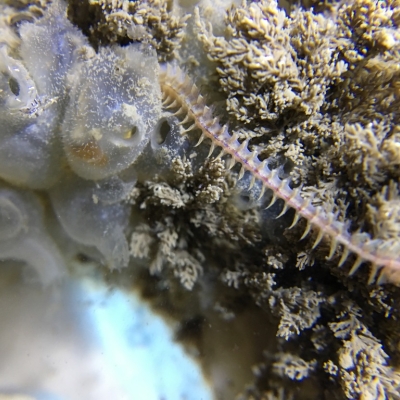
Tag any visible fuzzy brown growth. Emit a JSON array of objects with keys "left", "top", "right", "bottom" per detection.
[{"left": 159, "top": 63, "right": 400, "bottom": 285}]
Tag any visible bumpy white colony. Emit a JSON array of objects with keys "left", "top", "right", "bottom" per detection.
[{"left": 0, "top": 0, "right": 162, "bottom": 280}]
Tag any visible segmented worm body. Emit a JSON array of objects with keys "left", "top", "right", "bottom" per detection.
[{"left": 159, "top": 63, "right": 400, "bottom": 285}]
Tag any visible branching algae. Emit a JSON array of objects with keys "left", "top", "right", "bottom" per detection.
[{"left": 1, "top": 0, "right": 400, "bottom": 398}]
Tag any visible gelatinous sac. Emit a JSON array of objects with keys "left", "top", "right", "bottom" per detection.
[
  {"left": 62, "top": 45, "right": 161, "bottom": 180},
  {"left": 0, "top": 1, "right": 83, "bottom": 189},
  {"left": 0, "top": 0, "right": 161, "bottom": 187},
  {"left": 0, "top": 44, "right": 63, "bottom": 189},
  {"left": 0, "top": 184, "right": 66, "bottom": 284},
  {"left": 50, "top": 174, "right": 132, "bottom": 270}
]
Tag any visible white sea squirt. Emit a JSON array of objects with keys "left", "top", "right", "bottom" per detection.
[
  {"left": 62, "top": 44, "right": 162, "bottom": 180},
  {"left": 0, "top": 0, "right": 162, "bottom": 271},
  {"left": 0, "top": 0, "right": 162, "bottom": 187},
  {"left": 0, "top": 2, "right": 86, "bottom": 189},
  {"left": 0, "top": 184, "right": 65, "bottom": 285},
  {"left": 0, "top": 43, "right": 63, "bottom": 189},
  {"left": 50, "top": 174, "right": 132, "bottom": 270}
]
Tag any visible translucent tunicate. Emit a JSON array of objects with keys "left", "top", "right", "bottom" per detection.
[
  {"left": 0, "top": 45, "right": 62, "bottom": 189},
  {"left": 62, "top": 44, "right": 161, "bottom": 180},
  {"left": 19, "top": 0, "right": 85, "bottom": 98},
  {"left": 0, "top": 195, "right": 24, "bottom": 241},
  {"left": 92, "top": 175, "right": 137, "bottom": 205},
  {"left": 0, "top": 45, "right": 37, "bottom": 111},
  {"left": 0, "top": 184, "right": 66, "bottom": 285},
  {"left": 50, "top": 174, "right": 132, "bottom": 270},
  {"left": 132, "top": 114, "right": 191, "bottom": 180},
  {"left": 0, "top": 1, "right": 86, "bottom": 189}
]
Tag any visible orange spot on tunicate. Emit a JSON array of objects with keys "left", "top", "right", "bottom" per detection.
[{"left": 68, "top": 139, "right": 108, "bottom": 167}]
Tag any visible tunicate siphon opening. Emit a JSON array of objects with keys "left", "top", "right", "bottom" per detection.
[
  {"left": 156, "top": 119, "right": 171, "bottom": 145},
  {"left": 8, "top": 77, "right": 20, "bottom": 96},
  {"left": 240, "top": 194, "right": 251, "bottom": 204},
  {"left": 125, "top": 125, "right": 138, "bottom": 140}
]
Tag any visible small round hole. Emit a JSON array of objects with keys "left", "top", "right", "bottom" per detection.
[
  {"left": 156, "top": 120, "right": 171, "bottom": 145},
  {"left": 76, "top": 253, "right": 91, "bottom": 263},
  {"left": 124, "top": 125, "right": 138, "bottom": 139},
  {"left": 8, "top": 77, "right": 20, "bottom": 96}
]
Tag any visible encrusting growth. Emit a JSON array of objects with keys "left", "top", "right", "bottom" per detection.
[{"left": 159, "top": 63, "right": 400, "bottom": 285}]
